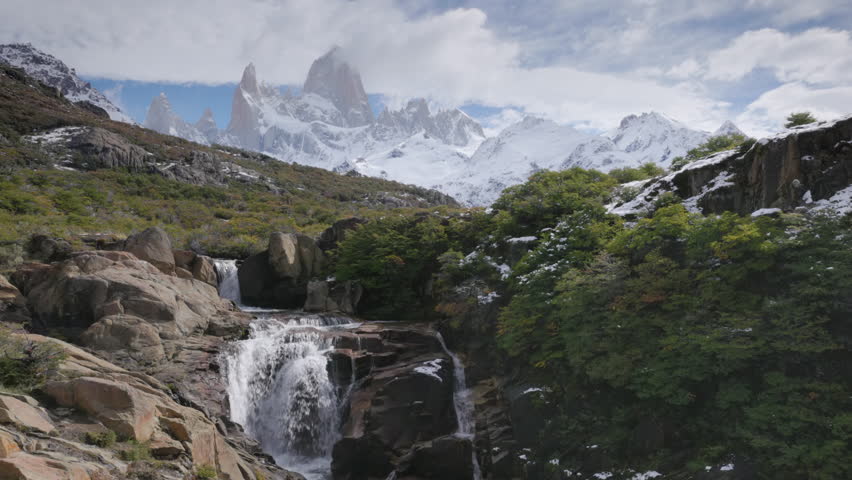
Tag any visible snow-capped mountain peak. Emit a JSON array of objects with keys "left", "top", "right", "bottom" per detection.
[
  {"left": 713, "top": 120, "right": 746, "bottom": 137},
  {"left": 0, "top": 43, "right": 134, "bottom": 124},
  {"left": 303, "top": 47, "right": 373, "bottom": 127},
  {"left": 608, "top": 111, "right": 710, "bottom": 166}
]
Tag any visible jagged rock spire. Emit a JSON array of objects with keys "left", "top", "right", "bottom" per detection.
[{"left": 303, "top": 47, "right": 374, "bottom": 127}]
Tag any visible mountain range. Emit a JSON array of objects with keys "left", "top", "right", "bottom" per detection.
[{"left": 0, "top": 43, "right": 745, "bottom": 205}]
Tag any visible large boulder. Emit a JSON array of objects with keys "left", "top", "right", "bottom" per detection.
[
  {"left": 123, "top": 226, "right": 176, "bottom": 274},
  {"left": 304, "top": 280, "right": 362, "bottom": 315},
  {"left": 67, "top": 127, "right": 149, "bottom": 171},
  {"left": 25, "top": 235, "right": 72, "bottom": 263},
  {"left": 268, "top": 232, "right": 325, "bottom": 280},
  {"left": 173, "top": 249, "right": 218, "bottom": 287},
  {"left": 0, "top": 274, "right": 29, "bottom": 324},
  {"left": 0, "top": 395, "right": 54, "bottom": 434},
  {"left": 239, "top": 233, "right": 327, "bottom": 308},
  {"left": 79, "top": 314, "right": 166, "bottom": 365}
]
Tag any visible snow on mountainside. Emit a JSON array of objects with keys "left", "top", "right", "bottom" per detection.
[
  {"left": 134, "top": 46, "right": 743, "bottom": 206},
  {"left": 608, "top": 112, "right": 710, "bottom": 167},
  {"left": 0, "top": 43, "right": 134, "bottom": 124},
  {"left": 439, "top": 117, "right": 635, "bottom": 205}
]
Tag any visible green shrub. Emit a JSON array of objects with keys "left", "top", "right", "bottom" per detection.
[
  {"left": 0, "top": 328, "right": 66, "bottom": 391},
  {"left": 195, "top": 465, "right": 218, "bottom": 479},
  {"left": 84, "top": 430, "right": 117, "bottom": 448},
  {"left": 120, "top": 440, "right": 152, "bottom": 461},
  {"left": 785, "top": 111, "right": 817, "bottom": 128}
]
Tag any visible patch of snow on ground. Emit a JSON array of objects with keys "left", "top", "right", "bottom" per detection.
[
  {"left": 507, "top": 236, "right": 537, "bottom": 243},
  {"left": 523, "top": 387, "right": 544, "bottom": 395},
  {"left": 413, "top": 359, "right": 444, "bottom": 382},
  {"left": 811, "top": 185, "right": 852, "bottom": 215},
  {"left": 24, "top": 126, "right": 86, "bottom": 144},
  {"left": 477, "top": 292, "right": 500, "bottom": 304},
  {"left": 594, "top": 473, "right": 613, "bottom": 479},
  {"left": 630, "top": 472, "right": 662, "bottom": 480},
  {"left": 720, "top": 463, "right": 734, "bottom": 471},
  {"left": 751, "top": 208, "right": 782, "bottom": 217}
]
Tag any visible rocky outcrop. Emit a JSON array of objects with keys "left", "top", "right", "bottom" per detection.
[
  {"left": 0, "top": 333, "right": 300, "bottom": 480},
  {"left": 0, "top": 274, "right": 29, "bottom": 324},
  {"left": 173, "top": 249, "right": 218, "bottom": 287},
  {"left": 123, "top": 226, "right": 176, "bottom": 274},
  {"left": 25, "top": 235, "right": 72, "bottom": 263},
  {"left": 329, "top": 323, "right": 465, "bottom": 479},
  {"left": 67, "top": 127, "right": 150, "bottom": 171},
  {"left": 611, "top": 115, "right": 852, "bottom": 216},
  {"left": 239, "top": 232, "right": 331, "bottom": 309},
  {"left": 10, "top": 249, "right": 250, "bottom": 420},
  {"left": 268, "top": 232, "right": 325, "bottom": 280}
]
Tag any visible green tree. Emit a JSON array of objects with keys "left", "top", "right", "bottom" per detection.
[
  {"left": 671, "top": 134, "right": 752, "bottom": 170},
  {"left": 785, "top": 111, "right": 817, "bottom": 128}
]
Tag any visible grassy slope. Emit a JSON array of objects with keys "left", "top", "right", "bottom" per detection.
[{"left": 0, "top": 64, "right": 461, "bottom": 262}]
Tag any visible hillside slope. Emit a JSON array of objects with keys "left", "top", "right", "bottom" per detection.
[{"left": 0, "top": 62, "right": 458, "bottom": 263}]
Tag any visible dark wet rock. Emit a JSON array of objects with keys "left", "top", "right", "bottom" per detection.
[
  {"left": 317, "top": 217, "right": 367, "bottom": 251},
  {"left": 612, "top": 116, "right": 852, "bottom": 216},
  {"left": 304, "top": 279, "right": 362, "bottom": 314},
  {"left": 25, "top": 235, "right": 72, "bottom": 263}
]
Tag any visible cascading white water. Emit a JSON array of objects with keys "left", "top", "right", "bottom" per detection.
[
  {"left": 437, "top": 332, "right": 483, "bottom": 480},
  {"left": 214, "top": 259, "right": 242, "bottom": 305},
  {"left": 224, "top": 314, "right": 354, "bottom": 480}
]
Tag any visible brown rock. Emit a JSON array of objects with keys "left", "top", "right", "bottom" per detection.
[
  {"left": 123, "top": 226, "right": 176, "bottom": 274},
  {"left": 0, "top": 395, "right": 54, "bottom": 434},
  {"left": 175, "top": 266, "right": 194, "bottom": 280},
  {"left": 79, "top": 314, "right": 166, "bottom": 364},
  {"left": 0, "top": 452, "right": 92, "bottom": 480},
  {"left": 44, "top": 376, "right": 158, "bottom": 441},
  {"left": 268, "top": 232, "right": 325, "bottom": 280},
  {"left": 172, "top": 249, "right": 197, "bottom": 270},
  {"left": 0, "top": 431, "right": 21, "bottom": 458},
  {"left": 191, "top": 255, "right": 218, "bottom": 287}
]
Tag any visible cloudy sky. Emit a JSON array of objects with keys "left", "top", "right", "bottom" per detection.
[{"left": 2, "top": 0, "right": 852, "bottom": 136}]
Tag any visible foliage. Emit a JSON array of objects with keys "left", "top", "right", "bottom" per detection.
[
  {"left": 0, "top": 328, "right": 66, "bottom": 391},
  {"left": 670, "top": 134, "right": 751, "bottom": 170},
  {"left": 498, "top": 206, "right": 852, "bottom": 478},
  {"left": 84, "top": 430, "right": 117, "bottom": 448},
  {"left": 195, "top": 465, "right": 218, "bottom": 479},
  {"left": 785, "top": 111, "right": 817, "bottom": 128},
  {"left": 120, "top": 440, "right": 153, "bottom": 461},
  {"left": 491, "top": 168, "right": 617, "bottom": 238},
  {"left": 608, "top": 163, "right": 666, "bottom": 184}
]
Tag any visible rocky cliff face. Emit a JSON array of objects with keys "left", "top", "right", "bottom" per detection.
[
  {"left": 1, "top": 230, "right": 306, "bottom": 479},
  {"left": 610, "top": 115, "right": 852, "bottom": 217}
]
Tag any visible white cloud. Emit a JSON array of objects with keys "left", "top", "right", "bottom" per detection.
[
  {"left": 736, "top": 82, "right": 852, "bottom": 136},
  {"left": 706, "top": 28, "right": 852, "bottom": 84},
  {"left": 0, "top": 0, "right": 730, "bottom": 130},
  {"left": 102, "top": 83, "right": 126, "bottom": 111},
  {"left": 480, "top": 108, "right": 526, "bottom": 137}
]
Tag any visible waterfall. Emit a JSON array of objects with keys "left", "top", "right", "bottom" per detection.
[
  {"left": 214, "top": 259, "right": 242, "bottom": 305},
  {"left": 223, "top": 314, "right": 354, "bottom": 480},
  {"left": 437, "top": 332, "right": 483, "bottom": 480}
]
